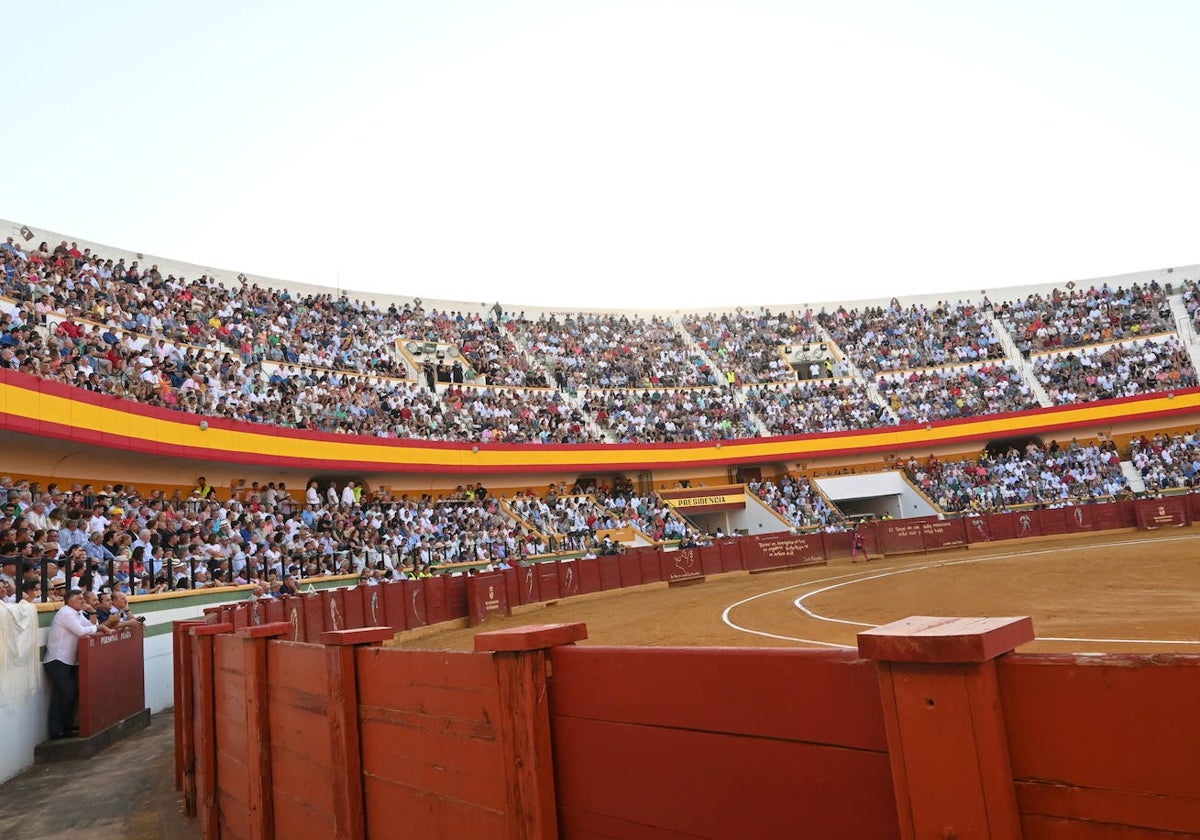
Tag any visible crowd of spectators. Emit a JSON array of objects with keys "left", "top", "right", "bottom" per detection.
[
  {"left": 512, "top": 312, "right": 714, "bottom": 389},
  {"left": 817, "top": 299, "right": 1004, "bottom": 374},
  {"left": 0, "top": 472, "right": 584, "bottom": 603},
  {"left": 995, "top": 282, "right": 1174, "bottom": 354},
  {"left": 4, "top": 235, "right": 1200, "bottom": 450},
  {"left": 440, "top": 384, "right": 605, "bottom": 444},
  {"left": 680, "top": 309, "right": 824, "bottom": 384},
  {"left": 407, "top": 308, "right": 551, "bottom": 387},
  {"left": 876, "top": 363, "right": 1039, "bottom": 424},
  {"left": 748, "top": 474, "right": 846, "bottom": 530},
  {"left": 1128, "top": 431, "right": 1200, "bottom": 492},
  {"left": 1032, "top": 338, "right": 1197, "bottom": 404},
  {"left": 583, "top": 387, "right": 761, "bottom": 442},
  {"left": 904, "top": 441, "right": 1129, "bottom": 513},
  {"left": 745, "top": 380, "right": 891, "bottom": 435}
]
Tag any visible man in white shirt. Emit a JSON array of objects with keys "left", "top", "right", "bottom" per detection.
[{"left": 43, "top": 590, "right": 112, "bottom": 739}]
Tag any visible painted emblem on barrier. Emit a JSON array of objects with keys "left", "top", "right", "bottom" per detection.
[
  {"left": 411, "top": 588, "right": 423, "bottom": 622},
  {"left": 1074, "top": 507, "right": 1085, "bottom": 526},
  {"left": 971, "top": 518, "right": 989, "bottom": 540},
  {"left": 370, "top": 590, "right": 380, "bottom": 625},
  {"left": 1018, "top": 514, "right": 1032, "bottom": 534},
  {"left": 251, "top": 601, "right": 261, "bottom": 626},
  {"left": 526, "top": 568, "right": 535, "bottom": 600},
  {"left": 329, "top": 597, "right": 342, "bottom": 631},
  {"left": 674, "top": 549, "right": 697, "bottom": 577},
  {"left": 289, "top": 607, "right": 300, "bottom": 641},
  {"left": 563, "top": 565, "right": 576, "bottom": 595}
]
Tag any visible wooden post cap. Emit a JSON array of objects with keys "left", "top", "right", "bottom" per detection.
[
  {"left": 857, "top": 616, "right": 1034, "bottom": 663},
  {"left": 474, "top": 623, "right": 589, "bottom": 652},
  {"left": 234, "top": 621, "right": 293, "bottom": 638},
  {"left": 190, "top": 622, "right": 233, "bottom": 637},
  {"left": 320, "top": 626, "right": 396, "bottom": 646}
]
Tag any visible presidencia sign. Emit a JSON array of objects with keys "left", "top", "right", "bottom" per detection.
[{"left": 661, "top": 485, "right": 746, "bottom": 513}]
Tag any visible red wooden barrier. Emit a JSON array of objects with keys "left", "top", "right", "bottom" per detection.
[
  {"left": 963, "top": 515, "right": 992, "bottom": 543},
  {"left": 381, "top": 581, "right": 409, "bottom": 633},
  {"left": 537, "top": 563, "right": 561, "bottom": 600},
  {"left": 639, "top": 547, "right": 664, "bottom": 584},
  {"left": 557, "top": 560, "right": 581, "bottom": 598},
  {"left": 1065, "top": 504, "right": 1096, "bottom": 533},
  {"left": 717, "top": 537, "right": 744, "bottom": 573},
  {"left": 172, "top": 620, "right": 206, "bottom": 802},
  {"left": 78, "top": 624, "right": 146, "bottom": 738},
  {"left": 698, "top": 544, "right": 723, "bottom": 576},
  {"left": 999, "top": 653, "right": 1200, "bottom": 837},
  {"left": 549, "top": 645, "right": 895, "bottom": 838},
  {"left": 617, "top": 551, "right": 644, "bottom": 588},
  {"left": 576, "top": 558, "right": 602, "bottom": 594},
  {"left": 344, "top": 585, "right": 367, "bottom": 629},
  {"left": 744, "top": 532, "right": 827, "bottom": 571},
  {"left": 444, "top": 574, "right": 469, "bottom": 620},
  {"left": 661, "top": 547, "right": 704, "bottom": 583},
  {"left": 518, "top": 564, "right": 540, "bottom": 605},
  {"left": 1038, "top": 507, "right": 1069, "bottom": 536},
  {"left": 403, "top": 579, "right": 428, "bottom": 628},
  {"left": 180, "top": 610, "right": 1200, "bottom": 840},
  {"left": 301, "top": 593, "right": 326, "bottom": 642},
  {"left": 920, "top": 518, "right": 967, "bottom": 551},
  {"left": 468, "top": 572, "right": 511, "bottom": 625},
  {"left": 1135, "top": 496, "right": 1189, "bottom": 528},
  {"left": 879, "top": 520, "right": 926, "bottom": 555},
  {"left": 597, "top": 555, "right": 622, "bottom": 590},
  {"left": 424, "top": 575, "right": 450, "bottom": 625}
]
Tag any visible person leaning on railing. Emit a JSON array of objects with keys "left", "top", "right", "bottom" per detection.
[{"left": 43, "top": 588, "right": 115, "bottom": 740}]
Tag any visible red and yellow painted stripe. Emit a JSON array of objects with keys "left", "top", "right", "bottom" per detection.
[{"left": 2, "top": 369, "right": 1199, "bottom": 475}]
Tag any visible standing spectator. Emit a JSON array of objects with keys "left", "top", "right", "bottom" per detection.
[{"left": 43, "top": 589, "right": 111, "bottom": 739}]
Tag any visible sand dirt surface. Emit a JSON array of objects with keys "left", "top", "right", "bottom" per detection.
[{"left": 389, "top": 529, "right": 1200, "bottom": 655}]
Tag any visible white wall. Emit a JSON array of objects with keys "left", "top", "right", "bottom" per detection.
[{"left": 816, "top": 472, "right": 939, "bottom": 519}]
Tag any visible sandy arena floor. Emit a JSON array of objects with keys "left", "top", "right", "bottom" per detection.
[{"left": 390, "top": 528, "right": 1200, "bottom": 655}]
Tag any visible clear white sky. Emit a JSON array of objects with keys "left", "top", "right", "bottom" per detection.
[{"left": 5, "top": 1, "right": 1199, "bottom": 309}]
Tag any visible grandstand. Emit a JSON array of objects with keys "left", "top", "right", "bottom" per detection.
[{"left": 5, "top": 219, "right": 1200, "bottom": 838}]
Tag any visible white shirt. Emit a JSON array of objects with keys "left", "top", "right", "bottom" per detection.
[{"left": 44, "top": 603, "right": 98, "bottom": 665}]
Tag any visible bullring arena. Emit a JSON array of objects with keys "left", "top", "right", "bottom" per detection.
[
  {"left": 4, "top": 216, "right": 1200, "bottom": 839},
  {"left": 391, "top": 529, "right": 1200, "bottom": 655}
]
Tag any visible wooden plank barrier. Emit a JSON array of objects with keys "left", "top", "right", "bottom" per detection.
[
  {"left": 549, "top": 644, "right": 895, "bottom": 838},
  {"left": 181, "top": 612, "right": 1200, "bottom": 839}
]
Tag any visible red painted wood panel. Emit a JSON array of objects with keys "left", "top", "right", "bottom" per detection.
[
  {"left": 553, "top": 716, "right": 898, "bottom": 840},
  {"left": 1038, "top": 507, "right": 1069, "bottom": 536},
  {"left": 697, "top": 544, "right": 722, "bottom": 575},
  {"left": 717, "top": 538, "right": 743, "bottom": 572},
  {"left": 342, "top": 586, "right": 366, "bottom": 629},
  {"left": 576, "top": 559, "right": 602, "bottom": 594},
  {"left": 920, "top": 518, "right": 967, "bottom": 550},
  {"left": 617, "top": 552, "right": 644, "bottom": 588},
  {"left": 356, "top": 646, "right": 509, "bottom": 838},
  {"left": 380, "top": 581, "right": 407, "bottom": 632},
  {"left": 550, "top": 646, "right": 885, "bottom": 749},
  {"left": 597, "top": 556, "right": 622, "bottom": 590},
  {"left": 999, "top": 655, "right": 1200, "bottom": 804},
  {"left": 424, "top": 575, "right": 449, "bottom": 624},
  {"left": 638, "top": 548, "right": 663, "bottom": 584},
  {"left": 516, "top": 564, "right": 540, "bottom": 604},
  {"left": 301, "top": 594, "right": 325, "bottom": 642},
  {"left": 963, "top": 514, "right": 992, "bottom": 543},
  {"left": 267, "top": 642, "right": 337, "bottom": 835},
  {"left": 1064, "top": 504, "right": 1096, "bottom": 533},
  {"left": 557, "top": 560, "right": 581, "bottom": 597},
  {"left": 403, "top": 579, "right": 428, "bottom": 628},
  {"left": 444, "top": 574, "right": 469, "bottom": 620},
  {"left": 538, "top": 563, "right": 561, "bottom": 600}
]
